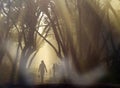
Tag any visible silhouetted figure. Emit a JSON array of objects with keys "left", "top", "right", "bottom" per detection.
[
  {"left": 52, "top": 63, "right": 56, "bottom": 78},
  {"left": 39, "top": 60, "right": 47, "bottom": 83}
]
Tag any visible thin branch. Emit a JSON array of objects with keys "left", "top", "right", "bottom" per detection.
[{"left": 35, "top": 30, "right": 58, "bottom": 55}]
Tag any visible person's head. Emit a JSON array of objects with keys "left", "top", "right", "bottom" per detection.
[{"left": 41, "top": 60, "right": 44, "bottom": 63}]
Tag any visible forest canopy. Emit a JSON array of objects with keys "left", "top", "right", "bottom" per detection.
[{"left": 0, "top": 0, "right": 120, "bottom": 86}]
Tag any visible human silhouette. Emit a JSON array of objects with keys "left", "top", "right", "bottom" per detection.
[
  {"left": 52, "top": 63, "right": 57, "bottom": 78},
  {"left": 39, "top": 60, "right": 47, "bottom": 83}
]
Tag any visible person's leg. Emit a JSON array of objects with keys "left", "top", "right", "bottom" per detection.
[{"left": 41, "top": 73, "right": 44, "bottom": 83}]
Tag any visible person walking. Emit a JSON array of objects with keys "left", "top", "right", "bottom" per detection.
[{"left": 39, "top": 60, "right": 47, "bottom": 83}]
